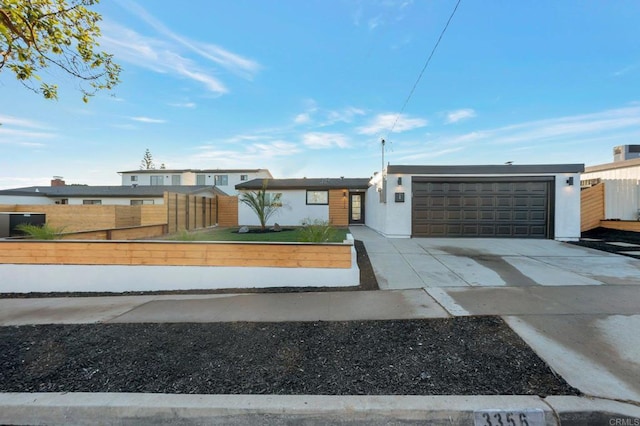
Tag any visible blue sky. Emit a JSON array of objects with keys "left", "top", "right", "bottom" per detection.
[{"left": 1, "top": 0, "right": 640, "bottom": 188}]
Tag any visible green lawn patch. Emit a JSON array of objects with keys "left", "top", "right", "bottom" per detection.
[{"left": 169, "top": 227, "right": 349, "bottom": 243}]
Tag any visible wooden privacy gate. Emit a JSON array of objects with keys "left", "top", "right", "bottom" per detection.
[{"left": 166, "top": 193, "right": 238, "bottom": 233}]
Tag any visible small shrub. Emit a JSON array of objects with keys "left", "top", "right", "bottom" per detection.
[
  {"left": 15, "top": 223, "right": 65, "bottom": 240},
  {"left": 298, "top": 218, "right": 336, "bottom": 243}
]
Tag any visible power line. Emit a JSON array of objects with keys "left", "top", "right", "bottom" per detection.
[{"left": 385, "top": 0, "right": 462, "bottom": 139}]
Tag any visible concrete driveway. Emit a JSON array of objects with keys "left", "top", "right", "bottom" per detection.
[
  {"left": 349, "top": 226, "right": 640, "bottom": 289},
  {"left": 349, "top": 226, "right": 640, "bottom": 404}
]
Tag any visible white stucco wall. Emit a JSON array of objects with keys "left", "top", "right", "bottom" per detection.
[
  {"left": 209, "top": 171, "right": 272, "bottom": 194},
  {"left": 0, "top": 240, "right": 359, "bottom": 292},
  {"left": 121, "top": 173, "right": 174, "bottom": 186},
  {"left": 364, "top": 180, "right": 386, "bottom": 236},
  {"left": 120, "top": 171, "right": 272, "bottom": 193},
  {"left": 238, "top": 190, "right": 329, "bottom": 227},
  {"left": 365, "top": 171, "right": 581, "bottom": 241},
  {"left": 0, "top": 195, "right": 53, "bottom": 205},
  {"left": 554, "top": 172, "right": 581, "bottom": 240},
  {"left": 364, "top": 173, "right": 412, "bottom": 238}
]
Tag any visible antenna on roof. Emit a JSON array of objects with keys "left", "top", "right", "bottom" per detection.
[{"left": 381, "top": 139, "right": 386, "bottom": 173}]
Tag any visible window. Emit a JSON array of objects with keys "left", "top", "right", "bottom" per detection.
[
  {"left": 150, "top": 175, "right": 164, "bottom": 186},
  {"left": 215, "top": 175, "right": 228, "bottom": 186},
  {"left": 131, "top": 200, "right": 155, "bottom": 205},
  {"left": 306, "top": 190, "right": 328, "bottom": 205},
  {"left": 240, "top": 174, "right": 248, "bottom": 181},
  {"left": 171, "top": 175, "right": 181, "bottom": 185},
  {"left": 196, "top": 174, "right": 206, "bottom": 185},
  {"left": 83, "top": 200, "right": 102, "bottom": 205},
  {"left": 130, "top": 175, "right": 138, "bottom": 182}
]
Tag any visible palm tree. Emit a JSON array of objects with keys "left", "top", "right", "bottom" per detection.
[{"left": 239, "top": 180, "right": 282, "bottom": 231}]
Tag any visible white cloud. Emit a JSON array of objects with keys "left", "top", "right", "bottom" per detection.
[
  {"left": 357, "top": 113, "right": 428, "bottom": 135},
  {"left": 101, "top": 23, "right": 229, "bottom": 95},
  {"left": 396, "top": 146, "right": 464, "bottom": 162},
  {"left": 294, "top": 113, "right": 311, "bottom": 124},
  {"left": 174, "top": 62, "right": 228, "bottom": 93},
  {"left": 389, "top": 105, "right": 640, "bottom": 164},
  {"left": 324, "top": 107, "right": 366, "bottom": 125},
  {"left": 130, "top": 116, "right": 166, "bottom": 124},
  {"left": 0, "top": 115, "right": 49, "bottom": 129},
  {"left": 483, "top": 106, "right": 640, "bottom": 146},
  {"left": 0, "top": 115, "right": 56, "bottom": 147},
  {"left": 368, "top": 16, "right": 382, "bottom": 30},
  {"left": 612, "top": 64, "right": 639, "bottom": 77},
  {"left": 190, "top": 140, "right": 301, "bottom": 166},
  {"left": 445, "top": 108, "right": 476, "bottom": 124},
  {"left": 169, "top": 102, "right": 196, "bottom": 108},
  {"left": 303, "top": 132, "right": 350, "bottom": 149},
  {"left": 115, "top": 1, "right": 261, "bottom": 79}
]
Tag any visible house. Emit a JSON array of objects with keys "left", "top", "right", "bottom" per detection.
[
  {"left": 119, "top": 168, "right": 273, "bottom": 194},
  {"left": 581, "top": 145, "right": 640, "bottom": 220},
  {"left": 366, "top": 164, "right": 584, "bottom": 241},
  {"left": 0, "top": 180, "right": 221, "bottom": 206},
  {"left": 235, "top": 178, "right": 370, "bottom": 227}
]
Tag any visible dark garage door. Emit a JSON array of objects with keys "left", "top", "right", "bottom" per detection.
[{"left": 412, "top": 177, "right": 553, "bottom": 238}]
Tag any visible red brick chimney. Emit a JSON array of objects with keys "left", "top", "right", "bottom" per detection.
[{"left": 51, "top": 176, "right": 66, "bottom": 186}]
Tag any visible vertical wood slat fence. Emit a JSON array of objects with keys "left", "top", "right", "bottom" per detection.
[
  {"left": 580, "top": 183, "right": 604, "bottom": 232},
  {"left": 165, "top": 193, "right": 238, "bottom": 233}
]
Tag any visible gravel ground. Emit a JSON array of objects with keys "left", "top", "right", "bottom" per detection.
[
  {"left": 570, "top": 227, "right": 640, "bottom": 259},
  {"left": 0, "top": 240, "right": 378, "bottom": 298},
  {"left": 0, "top": 317, "right": 579, "bottom": 396}
]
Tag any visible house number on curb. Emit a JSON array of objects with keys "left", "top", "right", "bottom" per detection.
[{"left": 473, "top": 409, "right": 545, "bottom": 426}]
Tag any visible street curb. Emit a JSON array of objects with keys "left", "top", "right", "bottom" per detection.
[{"left": 1, "top": 393, "right": 638, "bottom": 425}]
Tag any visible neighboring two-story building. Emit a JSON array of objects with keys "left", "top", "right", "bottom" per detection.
[{"left": 118, "top": 168, "right": 273, "bottom": 194}]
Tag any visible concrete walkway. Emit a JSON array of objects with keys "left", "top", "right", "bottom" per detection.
[
  {"left": 2, "top": 226, "right": 640, "bottom": 424},
  {"left": 0, "top": 290, "right": 448, "bottom": 326}
]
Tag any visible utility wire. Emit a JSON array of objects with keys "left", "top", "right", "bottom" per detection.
[{"left": 385, "top": 0, "right": 462, "bottom": 140}]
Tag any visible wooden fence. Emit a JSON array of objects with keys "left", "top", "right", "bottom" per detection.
[
  {"left": 580, "top": 183, "right": 604, "bottom": 232},
  {"left": 216, "top": 195, "right": 239, "bottom": 227},
  {"left": 1, "top": 192, "right": 240, "bottom": 237},
  {"left": 0, "top": 240, "right": 352, "bottom": 268},
  {"left": 599, "top": 220, "right": 640, "bottom": 232},
  {"left": 0, "top": 204, "right": 165, "bottom": 232},
  {"left": 166, "top": 193, "right": 217, "bottom": 233},
  {"left": 59, "top": 224, "right": 168, "bottom": 240}
]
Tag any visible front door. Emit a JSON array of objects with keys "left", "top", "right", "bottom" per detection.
[{"left": 349, "top": 193, "right": 365, "bottom": 224}]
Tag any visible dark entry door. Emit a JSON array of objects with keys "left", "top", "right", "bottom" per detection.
[{"left": 349, "top": 193, "right": 365, "bottom": 224}]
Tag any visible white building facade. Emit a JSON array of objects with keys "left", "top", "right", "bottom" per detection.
[
  {"left": 119, "top": 169, "right": 273, "bottom": 194},
  {"left": 366, "top": 164, "right": 583, "bottom": 241}
]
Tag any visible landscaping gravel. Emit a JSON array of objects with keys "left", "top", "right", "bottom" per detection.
[
  {"left": 0, "top": 317, "right": 579, "bottom": 396},
  {"left": 571, "top": 227, "right": 640, "bottom": 259}
]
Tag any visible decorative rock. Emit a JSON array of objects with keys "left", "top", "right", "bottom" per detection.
[
  {"left": 271, "top": 223, "right": 282, "bottom": 232},
  {"left": 238, "top": 226, "right": 249, "bottom": 234}
]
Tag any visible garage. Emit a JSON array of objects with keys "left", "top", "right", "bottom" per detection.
[
  {"left": 365, "top": 164, "right": 583, "bottom": 241},
  {"left": 412, "top": 177, "right": 553, "bottom": 238}
]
